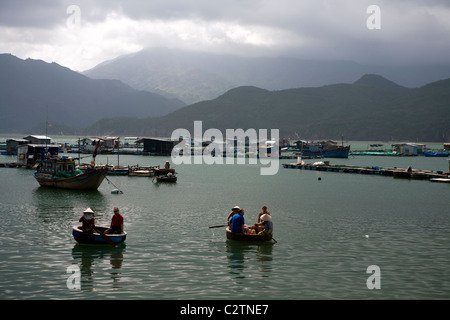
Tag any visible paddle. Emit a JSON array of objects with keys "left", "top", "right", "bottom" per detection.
[
  {"left": 94, "top": 227, "right": 116, "bottom": 247},
  {"left": 209, "top": 224, "right": 228, "bottom": 229}
]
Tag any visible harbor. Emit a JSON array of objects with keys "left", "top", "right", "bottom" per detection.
[
  {"left": 1, "top": 145, "right": 450, "bottom": 300},
  {"left": 1, "top": 134, "right": 450, "bottom": 300}
]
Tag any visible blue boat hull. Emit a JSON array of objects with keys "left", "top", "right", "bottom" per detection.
[
  {"left": 72, "top": 226, "right": 126, "bottom": 245},
  {"left": 302, "top": 146, "right": 350, "bottom": 158},
  {"left": 423, "top": 151, "right": 449, "bottom": 157}
]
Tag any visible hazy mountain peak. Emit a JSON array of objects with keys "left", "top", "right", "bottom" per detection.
[
  {"left": 0, "top": 54, "right": 185, "bottom": 133},
  {"left": 354, "top": 74, "right": 407, "bottom": 90}
]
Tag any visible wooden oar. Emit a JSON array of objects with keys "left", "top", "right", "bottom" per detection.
[
  {"left": 209, "top": 224, "right": 228, "bottom": 229},
  {"left": 94, "top": 227, "right": 116, "bottom": 247}
]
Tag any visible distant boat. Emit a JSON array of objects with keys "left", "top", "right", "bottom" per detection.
[
  {"left": 106, "top": 165, "right": 129, "bottom": 176},
  {"left": 423, "top": 151, "right": 449, "bottom": 157},
  {"left": 296, "top": 140, "right": 350, "bottom": 158},
  {"left": 128, "top": 169, "right": 153, "bottom": 177},
  {"left": 155, "top": 174, "right": 177, "bottom": 182},
  {"left": 128, "top": 165, "right": 159, "bottom": 176},
  {"left": 430, "top": 178, "right": 450, "bottom": 183},
  {"left": 154, "top": 167, "right": 176, "bottom": 176},
  {"left": 34, "top": 157, "right": 106, "bottom": 190}
]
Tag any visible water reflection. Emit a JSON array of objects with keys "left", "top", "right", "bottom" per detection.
[
  {"left": 71, "top": 244, "right": 125, "bottom": 291},
  {"left": 33, "top": 187, "right": 107, "bottom": 215},
  {"left": 226, "top": 241, "right": 273, "bottom": 281}
]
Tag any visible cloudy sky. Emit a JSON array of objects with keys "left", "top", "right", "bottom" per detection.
[{"left": 1, "top": 0, "right": 449, "bottom": 71}]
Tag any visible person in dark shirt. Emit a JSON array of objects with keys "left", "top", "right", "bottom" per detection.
[{"left": 79, "top": 208, "right": 95, "bottom": 234}]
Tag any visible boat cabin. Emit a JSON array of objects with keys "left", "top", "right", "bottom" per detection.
[{"left": 38, "top": 157, "right": 76, "bottom": 174}]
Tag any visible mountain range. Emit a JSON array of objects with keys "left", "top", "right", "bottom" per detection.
[
  {"left": 83, "top": 47, "right": 450, "bottom": 105},
  {"left": 86, "top": 74, "right": 450, "bottom": 142},
  {"left": 0, "top": 53, "right": 185, "bottom": 133},
  {"left": 1, "top": 51, "right": 449, "bottom": 141}
]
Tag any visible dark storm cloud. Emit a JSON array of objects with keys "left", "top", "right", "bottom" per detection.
[{"left": 0, "top": 0, "right": 449, "bottom": 70}]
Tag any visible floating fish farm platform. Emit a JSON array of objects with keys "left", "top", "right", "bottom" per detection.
[{"left": 282, "top": 162, "right": 449, "bottom": 182}]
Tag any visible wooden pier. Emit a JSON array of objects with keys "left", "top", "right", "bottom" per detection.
[{"left": 282, "top": 162, "right": 449, "bottom": 182}]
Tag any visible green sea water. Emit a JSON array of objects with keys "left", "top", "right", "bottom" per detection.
[{"left": 0, "top": 141, "right": 449, "bottom": 301}]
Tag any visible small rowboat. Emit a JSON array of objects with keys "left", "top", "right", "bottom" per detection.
[
  {"left": 72, "top": 226, "right": 127, "bottom": 245},
  {"left": 226, "top": 227, "right": 272, "bottom": 242}
]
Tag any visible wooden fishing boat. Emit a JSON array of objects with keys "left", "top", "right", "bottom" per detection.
[
  {"left": 128, "top": 169, "right": 153, "bottom": 177},
  {"left": 105, "top": 165, "right": 129, "bottom": 176},
  {"left": 128, "top": 165, "right": 158, "bottom": 177},
  {"left": 34, "top": 157, "right": 106, "bottom": 190},
  {"left": 72, "top": 226, "right": 127, "bottom": 245},
  {"left": 226, "top": 227, "right": 272, "bottom": 242},
  {"left": 156, "top": 174, "right": 177, "bottom": 182}
]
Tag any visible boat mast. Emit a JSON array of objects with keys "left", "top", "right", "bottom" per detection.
[{"left": 45, "top": 105, "right": 48, "bottom": 150}]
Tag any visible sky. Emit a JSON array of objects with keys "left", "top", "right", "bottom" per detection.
[{"left": 1, "top": 0, "right": 450, "bottom": 72}]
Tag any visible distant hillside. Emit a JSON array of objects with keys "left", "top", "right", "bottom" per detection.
[
  {"left": 83, "top": 47, "right": 450, "bottom": 104},
  {"left": 86, "top": 75, "right": 450, "bottom": 142},
  {"left": 0, "top": 54, "right": 185, "bottom": 133}
]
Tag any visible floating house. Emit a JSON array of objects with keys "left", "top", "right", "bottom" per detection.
[
  {"left": 138, "top": 138, "right": 178, "bottom": 155},
  {"left": 81, "top": 137, "right": 118, "bottom": 152},
  {"left": 5, "top": 139, "right": 29, "bottom": 154},
  {"left": 392, "top": 143, "right": 425, "bottom": 156},
  {"left": 17, "top": 144, "right": 59, "bottom": 167},
  {"left": 23, "top": 135, "right": 52, "bottom": 145}
]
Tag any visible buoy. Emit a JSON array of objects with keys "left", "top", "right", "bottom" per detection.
[{"left": 364, "top": 234, "right": 369, "bottom": 238}]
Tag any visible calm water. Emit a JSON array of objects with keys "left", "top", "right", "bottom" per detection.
[{"left": 0, "top": 141, "right": 449, "bottom": 300}]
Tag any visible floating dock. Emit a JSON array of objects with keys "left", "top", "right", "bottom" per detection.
[{"left": 282, "top": 162, "right": 449, "bottom": 181}]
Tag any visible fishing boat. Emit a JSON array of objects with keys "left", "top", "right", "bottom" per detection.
[
  {"left": 72, "top": 226, "right": 127, "bottom": 245},
  {"left": 128, "top": 169, "right": 153, "bottom": 177},
  {"left": 226, "top": 227, "right": 272, "bottom": 242},
  {"left": 128, "top": 165, "right": 158, "bottom": 177},
  {"left": 34, "top": 156, "right": 106, "bottom": 190},
  {"left": 296, "top": 140, "right": 350, "bottom": 158},
  {"left": 105, "top": 165, "right": 129, "bottom": 176},
  {"left": 155, "top": 174, "right": 177, "bottom": 182}
]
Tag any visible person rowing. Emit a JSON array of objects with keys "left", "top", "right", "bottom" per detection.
[
  {"left": 79, "top": 208, "right": 96, "bottom": 234},
  {"left": 229, "top": 207, "right": 246, "bottom": 233},
  {"left": 227, "top": 206, "right": 242, "bottom": 227},
  {"left": 256, "top": 214, "right": 273, "bottom": 236}
]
